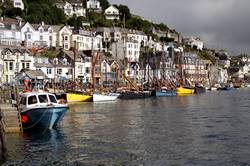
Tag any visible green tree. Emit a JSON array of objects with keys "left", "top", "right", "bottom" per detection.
[
  {"left": 118, "top": 5, "right": 131, "bottom": 21},
  {"left": 99, "top": 0, "right": 110, "bottom": 10}
]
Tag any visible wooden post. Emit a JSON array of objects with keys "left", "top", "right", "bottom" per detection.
[
  {"left": 0, "top": 110, "right": 7, "bottom": 162},
  {"left": 15, "top": 85, "right": 23, "bottom": 133}
]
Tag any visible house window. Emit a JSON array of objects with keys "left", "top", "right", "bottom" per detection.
[
  {"left": 26, "top": 63, "right": 30, "bottom": 69},
  {"left": 64, "top": 43, "right": 69, "bottom": 49},
  {"left": 57, "top": 69, "right": 62, "bottom": 75},
  {"left": 9, "top": 62, "right": 13, "bottom": 71},
  {"left": 85, "top": 67, "right": 89, "bottom": 74},
  {"left": 40, "top": 35, "right": 43, "bottom": 41},
  {"left": 27, "top": 27, "right": 30, "bottom": 32},
  {"left": 15, "top": 2, "right": 21, "bottom": 6},
  {"left": 42, "top": 58, "right": 46, "bottom": 63},
  {"left": 62, "top": 58, "right": 67, "bottom": 65},
  {"left": 5, "top": 62, "right": 8, "bottom": 71},
  {"left": 78, "top": 65, "right": 83, "bottom": 73},
  {"left": 134, "top": 51, "right": 137, "bottom": 56},
  {"left": 22, "top": 62, "right": 25, "bottom": 69},
  {"left": 12, "top": 32, "right": 16, "bottom": 38},
  {"left": 49, "top": 36, "right": 52, "bottom": 41},
  {"left": 64, "top": 36, "right": 68, "bottom": 41},
  {"left": 47, "top": 68, "right": 52, "bottom": 74},
  {"left": 39, "top": 29, "right": 43, "bottom": 33},
  {"left": 28, "top": 34, "right": 31, "bottom": 39}
]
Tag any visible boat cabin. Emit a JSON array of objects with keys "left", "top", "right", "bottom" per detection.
[{"left": 20, "top": 92, "right": 59, "bottom": 109}]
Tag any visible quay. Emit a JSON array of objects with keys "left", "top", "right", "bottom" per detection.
[{"left": 0, "top": 88, "right": 21, "bottom": 133}]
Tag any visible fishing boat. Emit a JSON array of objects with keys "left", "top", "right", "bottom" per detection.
[
  {"left": 194, "top": 84, "right": 206, "bottom": 94},
  {"left": 176, "top": 86, "right": 195, "bottom": 95},
  {"left": 19, "top": 92, "right": 68, "bottom": 130},
  {"left": 118, "top": 90, "right": 151, "bottom": 100},
  {"left": 154, "top": 87, "right": 176, "bottom": 97},
  {"left": 93, "top": 93, "right": 120, "bottom": 102},
  {"left": 66, "top": 93, "right": 93, "bottom": 103}
]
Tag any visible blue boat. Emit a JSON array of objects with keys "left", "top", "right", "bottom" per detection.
[
  {"left": 155, "top": 88, "right": 177, "bottom": 97},
  {"left": 19, "top": 92, "right": 68, "bottom": 130}
]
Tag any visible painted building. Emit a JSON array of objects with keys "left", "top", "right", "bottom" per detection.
[{"left": 104, "top": 5, "right": 120, "bottom": 20}]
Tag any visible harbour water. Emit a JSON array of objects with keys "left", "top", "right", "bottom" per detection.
[{"left": 3, "top": 88, "right": 250, "bottom": 165}]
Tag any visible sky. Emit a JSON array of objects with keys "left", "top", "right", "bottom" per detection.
[{"left": 109, "top": 0, "right": 250, "bottom": 55}]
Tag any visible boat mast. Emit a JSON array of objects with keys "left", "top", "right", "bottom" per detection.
[{"left": 73, "top": 40, "right": 76, "bottom": 84}]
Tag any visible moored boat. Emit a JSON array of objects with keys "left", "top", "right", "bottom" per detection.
[
  {"left": 66, "top": 93, "right": 93, "bottom": 103},
  {"left": 176, "top": 86, "right": 195, "bottom": 95},
  {"left": 194, "top": 86, "right": 206, "bottom": 94},
  {"left": 153, "top": 87, "right": 176, "bottom": 97},
  {"left": 118, "top": 90, "right": 151, "bottom": 100},
  {"left": 93, "top": 93, "right": 120, "bottom": 102},
  {"left": 19, "top": 92, "right": 68, "bottom": 130}
]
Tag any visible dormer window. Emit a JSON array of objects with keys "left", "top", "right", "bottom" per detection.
[
  {"left": 53, "top": 58, "right": 58, "bottom": 65},
  {"left": 39, "top": 28, "right": 43, "bottom": 33},
  {"left": 62, "top": 58, "right": 67, "bottom": 65}
]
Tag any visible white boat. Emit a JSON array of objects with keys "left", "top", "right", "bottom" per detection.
[
  {"left": 19, "top": 91, "right": 68, "bottom": 130},
  {"left": 210, "top": 87, "right": 218, "bottom": 91},
  {"left": 93, "top": 93, "right": 120, "bottom": 102}
]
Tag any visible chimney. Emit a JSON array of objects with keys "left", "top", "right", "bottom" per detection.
[{"left": 42, "top": 21, "right": 45, "bottom": 26}]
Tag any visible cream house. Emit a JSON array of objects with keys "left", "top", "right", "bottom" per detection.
[
  {"left": 0, "top": 46, "right": 34, "bottom": 83},
  {"left": 104, "top": 5, "right": 120, "bottom": 20},
  {"left": 72, "top": 30, "right": 102, "bottom": 51},
  {"left": 0, "top": 20, "right": 22, "bottom": 47},
  {"left": 56, "top": 1, "right": 86, "bottom": 17},
  {"left": 87, "top": 0, "right": 101, "bottom": 10},
  {"left": 58, "top": 26, "right": 72, "bottom": 50},
  {"left": 13, "top": 0, "right": 24, "bottom": 10}
]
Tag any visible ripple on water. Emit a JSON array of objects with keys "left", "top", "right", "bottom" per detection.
[{"left": 3, "top": 89, "right": 250, "bottom": 165}]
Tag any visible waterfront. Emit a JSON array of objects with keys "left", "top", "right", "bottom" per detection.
[{"left": 3, "top": 89, "right": 250, "bottom": 166}]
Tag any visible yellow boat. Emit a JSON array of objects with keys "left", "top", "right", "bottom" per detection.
[
  {"left": 66, "top": 93, "right": 93, "bottom": 103},
  {"left": 177, "top": 86, "right": 195, "bottom": 95}
]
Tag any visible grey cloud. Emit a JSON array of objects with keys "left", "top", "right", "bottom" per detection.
[{"left": 109, "top": 0, "right": 250, "bottom": 54}]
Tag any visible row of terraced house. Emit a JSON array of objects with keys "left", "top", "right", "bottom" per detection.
[{"left": 0, "top": 17, "right": 212, "bottom": 88}]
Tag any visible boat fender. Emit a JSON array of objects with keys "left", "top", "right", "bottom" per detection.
[{"left": 21, "top": 115, "right": 28, "bottom": 123}]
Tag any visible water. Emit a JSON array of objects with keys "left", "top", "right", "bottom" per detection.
[{"left": 3, "top": 89, "right": 250, "bottom": 166}]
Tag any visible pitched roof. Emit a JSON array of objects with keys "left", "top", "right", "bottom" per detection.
[{"left": 25, "top": 70, "right": 48, "bottom": 79}]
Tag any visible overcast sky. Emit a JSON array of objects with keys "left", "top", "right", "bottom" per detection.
[{"left": 109, "top": 0, "right": 250, "bottom": 55}]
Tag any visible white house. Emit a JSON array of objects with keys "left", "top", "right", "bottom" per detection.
[
  {"left": 13, "top": 0, "right": 24, "bottom": 10},
  {"left": 184, "top": 37, "right": 204, "bottom": 50},
  {"left": 100, "top": 59, "right": 121, "bottom": 85},
  {"left": 72, "top": 30, "right": 102, "bottom": 51},
  {"left": 104, "top": 5, "right": 120, "bottom": 20},
  {"left": 21, "top": 22, "right": 57, "bottom": 48},
  {"left": 87, "top": 0, "right": 101, "bottom": 10},
  {"left": 34, "top": 55, "right": 54, "bottom": 81},
  {"left": 0, "top": 46, "right": 34, "bottom": 83},
  {"left": 0, "top": 20, "right": 22, "bottom": 47},
  {"left": 47, "top": 25, "right": 62, "bottom": 48},
  {"left": 56, "top": 1, "right": 86, "bottom": 17},
  {"left": 127, "top": 29, "right": 148, "bottom": 47},
  {"left": 112, "top": 38, "right": 141, "bottom": 62},
  {"left": 125, "top": 62, "right": 143, "bottom": 85},
  {"left": 58, "top": 26, "right": 72, "bottom": 50}
]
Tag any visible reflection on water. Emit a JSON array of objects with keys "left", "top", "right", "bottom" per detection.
[{"left": 3, "top": 89, "right": 250, "bottom": 165}]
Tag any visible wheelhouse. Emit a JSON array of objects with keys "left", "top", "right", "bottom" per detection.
[{"left": 20, "top": 93, "right": 58, "bottom": 108}]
